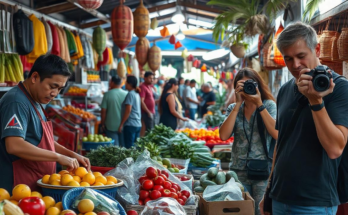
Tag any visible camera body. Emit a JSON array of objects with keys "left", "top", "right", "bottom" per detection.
[
  {"left": 243, "top": 79, "right": 258, "bottom": 95},
  {"left": 306, "top": 65, "right": 332, "bottom": 92}
]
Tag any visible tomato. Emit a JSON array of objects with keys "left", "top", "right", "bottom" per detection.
[
  {"left": 177, "top": 198, "right": 185, "bottom": 206},
  {"left": 18, "top": 197, "right": 45, "bottom": 215},
  {"left": 144, "top": 198, "right": 151, "bottom": 205},
  {"left": 172, "top": 183, "right": 180, "bottom": 191},
  {"left": 169, "top": 188, "right": 176, "bottom": 193},
  {"left": 170, "top": 192, "right": 178, "bottom": 200},
  {"left": 150, "top": 190, "right": 162, "bottom": 200},
  {"left": 153, "top": 185, "right": 164, "bottom": 192},
  {"left": 146, "top": 167, "right": 158, "bottom": 179},
  {"left": 142, "top": 180, "right": 154, "bottom": 190},
  {"left": 181, "top": 190, "right": 190, "bottom": 198},
  {"left": 163, "top": 181, "right": 172, "bottom": 189},
  {"left": 139, "top": 190, "right": 149, "bottom": 200},
  {"left": 180, "top": 176, "right": 189, "bottom": 181},
  {"left": 180, "top": 195, "right": 188, "bottom": 203},
  {"left": 138, "top": 199, "right": 144, "bottom": 205},
  {"left": 177, "top": 191, "right": 182, "bottom": 198},
  {"left": 127, "top": 210, "right": 138, "bottom": 215},
  {"left": 160, "top": 170, "right": 169, "bottom": 178},
  {"left": 160, "top": 174, "right": 168, "bottom": 181},
  {"left": 153, "top": 176, "right": 165, "bottom": 185},
  {"left": 161, "top": 189, "right": 172, "bottom": 197},
  {"left": 138, "top": 176, "right": 149, "bottom": 185}
]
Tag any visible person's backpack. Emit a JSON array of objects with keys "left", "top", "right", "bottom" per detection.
[{"left": 13, "top": 9, "right": 34, "bottom": 55}]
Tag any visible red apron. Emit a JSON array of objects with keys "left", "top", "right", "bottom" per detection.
[{"left": 12, "top": 83, "right": 56, "bottom": 191}]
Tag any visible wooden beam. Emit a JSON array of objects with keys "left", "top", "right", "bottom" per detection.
[
  {"left": 36, "top": 2, "right": 77, "bottom": 14},
  {"left": 179, "top": 2, "right": 222, "bottom": 14},
  {"left": 147, "top": 2, "right": 176, "bottom": 13},
  {"left": 80, "top": 20, "right": 107, "bottom": 29}
]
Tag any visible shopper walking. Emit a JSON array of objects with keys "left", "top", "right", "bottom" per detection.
[
  {"left": 139, "top": 72, "right": 155, "bottom": 134},
  {"left": 118, "top": 76, "right": 142, "bottom": 148},
  {"left": 219, "top": 68, "right": 277, "bottom": 215},
  {"left": 186, "top": 80, "right": 200, "bottom": 120},
  {"left": 199, "top": 83, "right": 216, "bottom": 116},
  {"left": 101, "top": 76, "right": 127, "bottom": 146},
  {"left": 259, "top": 22, "right": 348, "bottom": 215},
  {"left": 159, "top": 78, "right": 188, "bottom": 130}
]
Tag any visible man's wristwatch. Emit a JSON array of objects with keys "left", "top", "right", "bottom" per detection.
[
  {"left": 257, "top": 104, "right": 266, "bottom": 112},
  {"left": 309, "top": 100, "right": 325, "bottom": 111}
]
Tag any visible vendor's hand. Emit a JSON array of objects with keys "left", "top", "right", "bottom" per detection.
[
  {"left": 71, "top": 153, "right": 91, "bottom": 171},
  {"left": 118, "top": 125, "right": 123, "bottom": 133},
  {"left": 297, "top": 68, "right": 335, "bottom": 105},
  {"left": 182, "top": 117, "right": 189, "bottom": 122},
  {"left": 235, "top": 80, "right": 245, "bottom": 104},
  {"left": 57, "top": 154, "right": 79, "bottom": 172},
  {"left": 242, "top": 87, "right": 263, "bottom": 107},
  {"left": 148, "top": 112, "right": 154, "bottom": 119}
]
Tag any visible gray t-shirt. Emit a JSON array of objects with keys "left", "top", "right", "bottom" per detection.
[{"left": 121, "top": 90, "right": 142, "bottom": 127}]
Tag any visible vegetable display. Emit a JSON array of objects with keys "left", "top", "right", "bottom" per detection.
[{"left": 177, "top": 128, "right": 234, "bottom": 145}]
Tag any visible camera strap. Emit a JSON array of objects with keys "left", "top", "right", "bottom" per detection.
[{"left": 243, "top": 104, "right": 257, "bottom": 157}]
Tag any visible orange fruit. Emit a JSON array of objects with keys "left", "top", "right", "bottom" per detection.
[
  {"left": 95, "top": 176, "right": 107, "bottom": 185},
  {"left": 0, "top": 188, "right": 10, "bottom": 201},
  {"left": 67, "top": 181, "right": 80, "bottom": 187},
  {"left": 80, "top": 182, "right": 90, "bottom": 187},
  {"left": 50, "top": 180, "right": 61, "bottom": 186},
  {"left": 42, "top": 196, "right": 55, "bottom": 210},
  {"left": 106, "top": 181, "right": 115, "bottom": 185},
  {"left": 60, "top": 210, "right": 77, "bottom": 215},
  {"left": 59, "top": 170, "right": 70, "bottom": 176},
  {"left": 92, "top": 172, "right": 102, "bottom": 178},
  {"left": 31, "top": 191, "right": 42, "bottom": 199},
  {"left": 92, "top": 182, "right": 104, "bottom": 186},
  {"left": 61, "top": 174, "right": 74, "bottom": 186},
  {"left": 12, "top": 184, "right": 31, "bottom": 201},
  {"left": 85, "top": 213, "right": 97, "bottom": 215},
  {"left": 75, "top": 167, "right": 88, "bottom": 178},
  {"left": 73, "top": 176, "right": 81, "bottom": 183},
  {"left": 55, "top": 202, "right": 63, "bottom": 211},
  {"left": 9, "top": 200, "right": 18, "bottom": 205},
  {"left": 77, "top": 199, "right": 94, "bottom": 213},
  {"left": 46, "top": 206, "right": 60, "bottom": 215},
  {"left": 49, "top": 174, "right": 61, "bottom": 183},
  {"left": 106, "top": 176, "right": 117, "bottom": 184},
  {"left": 82, "top": 173, "right": 95, "bottom": 185},
  {"left": 42, "top": 175, "right": 51, "bottom": 184}
]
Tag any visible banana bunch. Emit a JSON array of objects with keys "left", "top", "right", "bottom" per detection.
[
  {"left": 0, "top": 54, "right": 24, "bottom": 83},
  {"left": 0, "top": 200, "right": 24, "bottom": 215}
]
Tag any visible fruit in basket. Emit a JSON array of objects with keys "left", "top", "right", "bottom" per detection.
[
  {"left": 106, "top": 176, "right": 117, "bottom": 184},
  {"left": 149, "top": 190, "right": 161, "bottom": 200},
  {"left": 73, "top": 176, "right": 81, "bottom": 183},
  {"left": 162, "top": 159, "right": 171, "bottom": 168},
  {"left": 85, "top": 212, "right": 97, "bottom": 215},
  {"left": 61, "top": 174, "right": 74, "bottom": 186},
  {"left": 46, "top": 207, "right": 61, "bottom": 215},
  {"left": 75, "top": 167, "right": 88, "bottom": 178},
  {"left": 60, "top": 210, "right": 77, "bottom": 215},
  {"left": 93, "top": 172, "right": 103, "bottom": 178},
  {"left": 12, "top": 184, "right": 31, "bottom": 201},
  {"left": 80, "top": 182, "right": 90, "bottom": 187},
  {"left": 62, "top": 105, "right": 96, "bottom": 120},
  {"left": 67, "top": 181, "right": 80, "bottom": 187},
  {"left": 2, "top": 199, "right": 25, "bottom": 215},
  {"left": 50, "top": 180, "right": 61, "bottom": 186},
  {"left": 82, "top": 173, "right": 96, "bottom": 185},
  {"left": 42, "top": 196, "right": 55, "bottom": 210},
  {"left": 18, "top": 197, "right": 45, "bottom": 215},
  {"left": 42, "top": 175, "right": 50, "bottom": 184},
  {"left": 30, "top": 191, "right": 42, "bottom": 199},
  {"left": 49, "top": 174, "right": 62, "bottom": 183},
  {"left": 97, "top": 212, "right": 110, "bottom": 215},
  {"left": 146, "top": 167, "right": 157, "bottom": 179},
  {"left": 59, "top": 170, "right": 70, "bottom": 176},
  {"left": 95, "top": 176, "right": 107, "bottom": 185},
  {"left": 0, "top": 188, "right": 10, "bottom": 201},
  {"left": 142, "top": 180, "right": 154, "bottom": 190},
  {"left": 55, "top": 202, "right": 63, "bottom": 211},
  {"left": 93, "top": 182, "right": 104, "bottom": 186},
  {"left": 78, "top": 199, "right": 94, "bottom": 213}
]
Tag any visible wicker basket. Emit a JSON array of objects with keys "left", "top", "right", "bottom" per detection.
[
  {"left": 262, "top": 41, "right": 284, "bottom": 70},
  {"left": 338, "top": 28, "right": 348, "bottom": 61},
  {"left": 331, "top": 32, "right": 341, "bottom": 62},
  {"left": 319, "top": 30, "right": 336, "bottom": 61}
]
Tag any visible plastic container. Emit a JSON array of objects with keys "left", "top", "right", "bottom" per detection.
[
  {"left": 62, "top": 187, "right": 126, "bottom": 214},
  {"left": 168, "top": 158, "right": 190, "bottom": 174},
  {"left": 173, "top": 173, "right": 193, "bottom": 190},
  {"left": 82, "top": 140, "right": 115, "bottom": 150},
  {"left": 91, "top": 166, "right": 114, "bottom": 175},
  {"left": 37, "top": 179, "right": 124, "bottom": 202}
]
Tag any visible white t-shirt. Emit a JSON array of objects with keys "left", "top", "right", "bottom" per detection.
[{"left": 186, "top": 87, "right": 198, "bottom": 109}]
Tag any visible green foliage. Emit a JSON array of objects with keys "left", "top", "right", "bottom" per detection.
[{"left": 302, "top": 0, "right": 322, "bottom": 22}]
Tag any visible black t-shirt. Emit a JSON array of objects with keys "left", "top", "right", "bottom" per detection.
[
  {"left": 201, "top": 91, "right": 216, "bottom": 115},
  {"left": 270, "top": 71, "right": 348, "bottom": 207}
]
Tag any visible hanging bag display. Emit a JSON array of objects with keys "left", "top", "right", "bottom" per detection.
[
  {"left": 273, "top": 23, "right": 286, "bottom": 66},
  {"left": 262, "top": 28, "right": 284, "bottom": 71},
  {"left": 319, "top": 20, "right": 336, "bottom": 61},
  {"left": 338, "top": 13, "right": 348, "bottom": 61},
  {"left": 331, "top": 16, "right": 341, "bottom": 62},
  {"left": 13, "top": 9, "right": 34, "bottom": 55}
]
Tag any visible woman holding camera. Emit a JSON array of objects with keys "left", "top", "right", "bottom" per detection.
[{"left": 219, "top": 68, "right": 277, "bottom": 215}]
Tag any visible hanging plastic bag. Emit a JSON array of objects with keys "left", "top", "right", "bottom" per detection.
[
  {"left": 141, "top": 197, "right": 186, "bottom": 215},
  {"left": 203, "top": 178, "right": 243, "bottom": 202}
]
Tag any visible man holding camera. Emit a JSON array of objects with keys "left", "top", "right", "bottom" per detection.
[{"left": 260, "top": 22, "right": 348, "bottom": 215}]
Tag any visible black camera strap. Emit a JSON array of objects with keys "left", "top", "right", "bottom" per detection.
[{"left": 243, "top": 104, "right": 257, "bottom": 156}]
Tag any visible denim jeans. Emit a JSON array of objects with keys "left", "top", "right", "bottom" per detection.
[
  {"left": 272, "top": 199, "right": 338, "bottom": 215},
  {"left": 105, "top": 129, "right": 123, "bottom": 147},
  {"left": 189, "top": 108, "right": 196, "bottom": 120},
  {"left": 123, "top": 126, "right": 141, "bottom": 148}
]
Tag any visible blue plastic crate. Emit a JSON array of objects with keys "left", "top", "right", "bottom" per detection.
[
  {"left": 62, "top": 187, "right": 126, "bottom": 214},
  {"left": 83, "top": 140, "right": 115, "bottom": 150}
]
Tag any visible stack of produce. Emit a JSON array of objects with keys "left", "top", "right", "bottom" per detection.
[
  {"left": 86, "top": 146, "right": 141, "bottom": 168},
  {"left": 87, "top": 71, "right": 100, "bottom": 83},
  {"left": 82, "top": 134, "right": 112, "bottom": 143},
  {"left": 193, "top": 167, "right": 243, "bottom": 193},
  {"left": 0, "top": 53, "right": 24, "bottom": 84},
  {"left": 62, "top": 105, "right": 96, "bottom": 120},
  {"left": 160, "top": 158, "right": 185, "bottom": 173},
  {"left": 64, "top": 86, "right": 88, "bottom": 96},
  {"left": 177, "top": 128, "right": 234, "bottom": 145}
]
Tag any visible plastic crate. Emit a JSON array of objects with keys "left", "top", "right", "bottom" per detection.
[
  {"left": 82, "top": 140, "right": 114, "bottom": 150},
  {"left": 62, "top": 187, "right": 126, "bottom": 215},
  {"left": 37, "top": 179, "right": 124, "bottom": 202}
]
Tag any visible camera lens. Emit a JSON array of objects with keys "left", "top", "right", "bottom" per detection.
[
  {"left": 313, "top": 75, "right": 330, "bottom": 92},
  {"left": 244, "top": 82, "right": 257, "bottom": 95}
]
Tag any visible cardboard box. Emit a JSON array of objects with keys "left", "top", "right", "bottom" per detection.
[{"left": 198, "top": 192, "right": 255, "bottom": 215}]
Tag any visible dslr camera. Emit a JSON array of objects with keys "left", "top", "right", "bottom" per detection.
[
  {"left": 306, "top": 65, "right": 332, "bottom": 92},
  {"left": 243, "top": 79, "right": 258, "bottom": 95}
]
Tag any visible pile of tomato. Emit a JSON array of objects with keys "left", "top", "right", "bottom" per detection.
[{"left": 177, "top": 128, "right": 234, "bottom": 145}]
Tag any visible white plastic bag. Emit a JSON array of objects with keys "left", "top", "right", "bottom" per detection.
[
  {"left": 141, "top": 197, "right": 186, "bottom": 215},
  {"left": 177, "top": 119, "right": 199, "bottom": 129},
  {"left": 203, "top": 178, "right": 243, "bottom": 202}
]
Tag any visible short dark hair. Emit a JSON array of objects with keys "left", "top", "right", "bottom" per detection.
[
  {"left": 184, "top": 79, "right": 190, "bottom": 84},
  {"left": 126, "top": 75, "right": 138, "bottom": 88},
  {"left": 190, "top": 79, "right": 196, "bottom": 84},
  {"left": 111, "top": 76, "right": 122, "bottom": 85},
  {"left": 179, "top": 77, "right": 184, "bottom": 81},
  {"left": 28, "top": 54, "right": 71, "bottom": 81},
  {"left": 144, "top": 71, "right": 154, "bottom": 78}
]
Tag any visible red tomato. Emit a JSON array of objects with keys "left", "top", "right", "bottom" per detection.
[
  {"left": 144, "top": 198, "right": 151, "bottom": 205},
  {"left": 172, "top": 184, "right": 180, "bottom": 191},
  {"left": 169, "top": 188, "right": 176, "bottom": 193},
  {"left": 160, "top": 174, "right": 168, "bottom": 181},
  {"left": 163, "top": 181, "right": 172, "bottom": 189},
  {"left": 177, "top": 198, "right": 185, "bottom": 206},
  {"left": 142, "top": 180, "right": 154, "bottom": 190},
  {"left": 177, "top": 192, "right": 182, "bottom": 198},
  {"left": 127, "top": 210, "right": 138, "bottom": 215},
  {"left": 170, "top": 192, "right": 178, "bottom": 200},
  {"left": 18, "top": 197, "right": 45, "bottom": 215},
  {"left": 146, "top": 167, "right": 158, "bottom": 179},
  {"left": 161, "top": 170, "right": 169, "bottom": 178},
  {"left": 150, "top": 190, "right": 162, "bottom": 200},
  {"left": 153, "top": 176, "right": 165, "bottom": 185},
  {"left": 157, "top": 168, "right": 162, "bottom": 175},
  {"left": 181, "top": 190, "right": 190, "bottom": 198},
  {"left": 138, "top": 199, "right": 144, "bottom": 205},
  {"left": 161, "top": 189, "right": 172, "bottom": 197},
  {"left": 180, "top": 195, "right": 188, "bottom": 203},
  {"left": 153, "top": 185, "right": 164, "bottom": 192},
  {"left": 138, "top": 176, "right": 149, "bottom": 185},
  {"left": 139, "top": 190, "right": 149, "bottom": 200}
]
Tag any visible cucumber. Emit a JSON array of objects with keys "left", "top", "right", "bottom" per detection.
[
  {"left": 193, "top": 180, "right": 201, "bottom": 188},
  {"left": 207, "top": 167, "right": 219, "bottom": 178},
  {"left": 200, "top": 173, "right": 209, "bottom": 184},
  {"left": 215, "top": 172, "right": 226, "bottom": 185},
  {"left": 194, "top": 186, "right": 204, "bottom": 193},
  {"left": 226, "top": 170, "right": 239, "bottom": 182},
  {"left": 201, "top": 180, "right": 217, "bottom": 189}
]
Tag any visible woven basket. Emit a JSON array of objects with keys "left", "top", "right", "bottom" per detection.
[
  {"left": 331, "top": 32, "right": 341, "bottom": 62},
  {"left": 319, "top": 30, "right": 336, "bottom": 61},
  {"left": 262, "top": 41, "right": 284, "bottom": 70},
  {"left": 338, "top": 28, "right": 348, "bottom": 61}
]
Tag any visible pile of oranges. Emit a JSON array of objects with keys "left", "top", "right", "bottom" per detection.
[
  {"left": 65, "top": 86, "right": 88, "bottom": 96},
  {"left": 62, "top": 105, "right": 96, "bottom": 120},
  {"left": 41, "top": 167, "right": 118, "bottom": 187}
]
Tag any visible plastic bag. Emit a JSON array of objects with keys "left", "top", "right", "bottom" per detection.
[
  {"left": 105, "top": 150, "right": 195, "bottom": 206},
  {"left": 168, "top": 133, "right": 191, "bottom": 144},
  {"left": 141, "top": 197, "right": 186, "bottom": 215},
  {"left": 177, "top": 119, "right": 199, "bottom": 130},
  {"left": 203, "top": 178, "right": 243, "bottom": 202},
  {"left": 71, "top": 188, "right": 120, "bottom": 215}
]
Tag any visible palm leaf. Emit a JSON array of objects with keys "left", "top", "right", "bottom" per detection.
[
  {"left": 302, "top": 0, "right": 323, "bottom": 22},
  {"left": 264, "top": 0, "right": 296, "bottom": 21}
]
